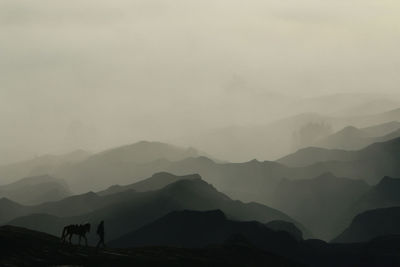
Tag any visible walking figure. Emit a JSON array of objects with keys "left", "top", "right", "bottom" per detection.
[{"left": 96, "top": 220, "right": 106, "bottom": 249}]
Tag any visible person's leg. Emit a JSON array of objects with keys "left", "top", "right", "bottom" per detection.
[{"left": 96, "top": 236, "right": 101, "bottom": 248}]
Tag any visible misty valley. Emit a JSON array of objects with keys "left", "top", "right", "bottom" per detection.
[{"left": 2, "top": 107, "right": 400, "bottom": 266}]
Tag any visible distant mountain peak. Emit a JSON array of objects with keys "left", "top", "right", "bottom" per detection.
[
  {"left": 161, "top": 178, "right": 230, "bottom": 201},
  {"left": 249, "top": 159, "right": 261, "bottom": 163},
  {"left": 10, "top": 174, "right": 56, "bottom": 186},
  {"left": 163, "top": 178, "right": 208, "bottom": 191}
]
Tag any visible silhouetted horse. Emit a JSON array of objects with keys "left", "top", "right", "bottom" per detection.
[{"left": 61, "top": 223, "right": 91, "bottom": 246}]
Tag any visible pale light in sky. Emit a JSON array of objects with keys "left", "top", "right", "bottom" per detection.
[{"left": 1, "top": 0, "right": 400, "bottom": 163}]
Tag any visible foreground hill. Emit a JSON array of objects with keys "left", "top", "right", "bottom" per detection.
[
  {"left": 0, "top": 225, "right": 301, "bottom": 267},
  {"left": 0, "top": 175, "right": 71, "bottom": 205},
  {"left": 109, "top": 210, "right": 299, "bottom": 252},
  {"left": 3, "top": 224, "right": 400, "bottom": 266},
  {"left": 6, "top": 177, "right": 306, "bottom": 242},
  {"left": 333, "top": 207, "right": 400, "bottom": 243},
  {"left": 270, "top": 173, "right": 370, "bottom": 240}
]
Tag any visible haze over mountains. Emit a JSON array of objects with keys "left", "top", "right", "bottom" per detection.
[
  {"left": 177, "top": 106, "right": 400, "bottom": 162},
  {"left": 0, "top": 175, "right": 71, "bottom": 205},
  {"left": 0, "top": 150, "right": 90, "bottom": 186},
  {"left": 1, "top": 103, "right": 400, "bottom": 266},
  {"left": 3, "top": 1, "right": 400, "bottom": 264},
  {"left": 312, "top": 122, "right": 400, "bottom": 150},
  {"left": 2, "top": 92, "right": 400, "bottom": 165}
]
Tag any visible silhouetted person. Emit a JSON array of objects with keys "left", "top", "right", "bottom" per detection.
[{"left": 96, "top": 220, "right": 106, "bottom": 249}]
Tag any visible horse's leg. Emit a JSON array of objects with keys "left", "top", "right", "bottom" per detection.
[{"left": 84, "top": 235, "right": 88, "bottom": 246}]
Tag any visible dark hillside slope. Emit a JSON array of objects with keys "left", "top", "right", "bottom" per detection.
[
  {"left": 109, "top": 210, "right": 299, "bottom": 253},
  {"left": 271, "top": 173, "right": 369, "bottom": 240},
  {"left": 0, "top": 225, "right": 302, "bottom": 267},
  {"left": 333, "top": 207, "right": 400, "bottom": 243}
]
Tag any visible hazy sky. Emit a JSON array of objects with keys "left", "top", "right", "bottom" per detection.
[{"left": 1, "top": 0, "right": 400, "bottom": 163}]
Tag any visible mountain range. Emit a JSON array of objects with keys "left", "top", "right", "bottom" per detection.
[
  {"left": 312, "top": 122, "right": 400, "bottom": 150},
  {"left": 5, "top": 174, "right": 308, "bottom": 243},
  {"left": 176, "top": 107, "right": 400, "bottom": 162}
]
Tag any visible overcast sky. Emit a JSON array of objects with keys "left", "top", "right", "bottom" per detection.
[{"left": 1, "top": 0, "right": 400, "bottom": 163}]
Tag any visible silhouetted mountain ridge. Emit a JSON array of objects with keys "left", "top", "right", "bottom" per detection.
[
  {"left": 109, "top": 209, "right": 299, "bottom": 253},
  {"left": 98, "top": 172, "right": 201, "bottom": 196},
  {"left": 333, "top": 207, "right": 400, "bottom": 243}
]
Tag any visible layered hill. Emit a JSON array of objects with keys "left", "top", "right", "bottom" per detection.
[
  {"left": 333, "top": 207, "right": 400, "bottom": 243},
  {"left": 177, "top": 106, "right": 400, "bottom": 162},
  {"left": 336, "top": 176, "right": 400, "bottom": 232},
  {"left": 362, "top": 121, "right": 400, "bottom": 137},
  {"left": 277, "top": 137, "right": 400, "bottom": 184},
  {"left": 53, "top": 141, "right": 206, "bottom": 192},
  {"left": 270, "top": 173, "right": 370, "bottom": 240},
  {"left": 0, "top": 175, "right": 71, "bottom": 205},
  {"left": 0, "top": 150, "right": 89, "bottom": 186},
  {"left": 109, "top": 210, "right": 299, "bottom": 253},
  {"left": 98, "top": 172, "right": 201, "bottom": 196},
  {"left": 6, "top": 177, "right": 305, "bottom": 242},
  {"left": 313, "top": 123, "right": 400, "bottom": 151}
]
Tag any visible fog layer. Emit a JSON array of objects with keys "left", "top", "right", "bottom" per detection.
[{"left": 1, "top": 0, "right": 400, "bottom": 163}]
